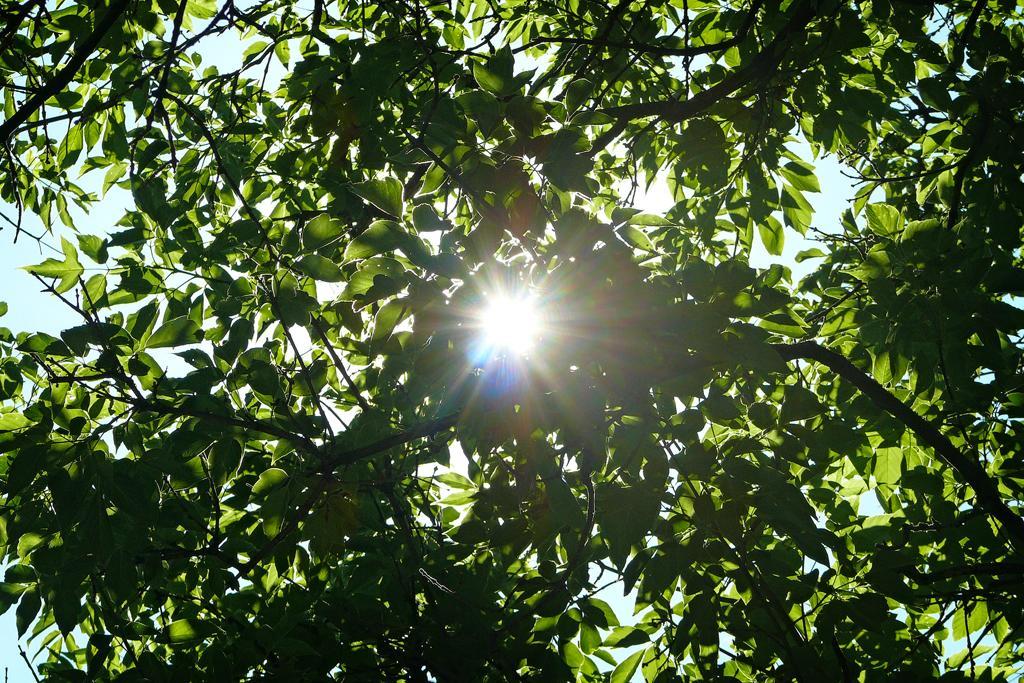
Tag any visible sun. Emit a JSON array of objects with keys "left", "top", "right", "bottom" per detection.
[{"left": 478, "top": 293, "right": 542, "bottom": 357}]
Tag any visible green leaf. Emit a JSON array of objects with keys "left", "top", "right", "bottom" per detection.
[
  {"left": 274, "top": 39, "right": 290, "bottom": 67},
  {"left": 540, "top": 476, "right": 581, "bottom": 530},
  {"left": 795, "top": 247, "right": 826, "bottom": 262},
  {"left": 579, "top": 621, "right": 601, "bottom": 653},
  {"left": 7, "top": 451, "right": 44, "bottom": 494},
  {"left": 303, "top": 214, "right": 346, "bottom": 250},
  {"left": 420, "top": 252, "right": 464, "bottom": 279},
  {"left": 625, "top": 213, "right": 671, "bottom": 227},
  {"left": 758, "top": 215, "right": 785, "bottom": 256},
  {"left": 102, "top": 161, "right": 127, "bottom": 195},
  {"left": 610, "top": 648, "right": 646, "bottom": 683},
  {"left": 53, "top": 587, "right": 80, "bottom": 635},
  {"left": 245, "top": 359, "right": 283, "bottom": 398},
  {"left": 186, "top": 0, "right": 217, "bottom": 19},
  {"left": 15, "top": 588, "right": 40, "bottom": 637},
  {"left": 351, "top": 178, "right": 404, "bottom": 218},
  {"left": 902, "top": 218, "right": 941, "bottom": 243},
  {"left": 781, "top": 183, "right": 813, "bottom": 234},
  {"left": 473, "top": 46, "right": 515, "bottom": 95},
  {"left": 0, "top": 412, "right": 31, "bottom": 431},
  {"left": 848, "top": 247, "right": 891, "bottom": 280},
  {"left": 4, "top": 564, "right": 34, "bottom": 583},
  {"left": 780, "top": 159, "right": 820, "bottom": 192},
  {"left": 61, "top": 322, "right": 125, "bottom": 354},
  {"left": 438, "top": 472, "right": 475, "bottom": 490},
  {"left": 759, "top": 313, "right": 808, "bottom": 338},
  {"left": 260, "top": 488, "right": 288, "bottom": 537},
  {"left": 598, "top": 484, "right": 661, "bottom": 567},
  {"left": 564, "top": 78, "right": 594, "bottom": 112},
  {"left": 872, "top": 349, "right": 892, "bottom": 384},
  {"left": 616, "top": 224, "right": 655, "bottom": 252},
  {"left": 276, "top": 283, "right": 319, "bottom": 326},
  {"left": 865, "top": 203, "right": 902, "bottom": 237},
  {"left": 604, "top": 626, "right": 650, "bottom": 648},
  {"left": 343, "top": 257, "right": 405, "bottom": 300},
  {"left": 412, "top": 204, "right": 449, "bottom": 232},
  {"left": 167, "top": 618, "right": 210, "bottom": 643},
  {"left": 17, "top": 332, "right": 73, "bottom": 356},
  {"left": 874, "top": 446, "right": 903, "bottom": 485},
  {"left": 780, "top": 385, "right": 823, "bottom": 422},
  {"left": 252, "top": 467, "right": 288, "bottom": 496},
  {"left": 146, "top": 317, "right": 203, "bottom": 348},
  {"left": 456, "top": 91, "right": 501, "bottom": 136},
  {"left": 473, "top": 66, "right": 508, "bottom": 96},
  {"left": 345, "top": 220, "right": 407, "bottom": 261},
  {"left": 296, "top": 254, "right": 345, "bottom": 282},
  {"left": 23, "top": 237, "right": 83, "bottom": 293},
  {"left": 77, "top": 234, "right": 109, "bottom": 264},
  {"left": 371, "top": 299, "right": 410, "bottom": 343}
]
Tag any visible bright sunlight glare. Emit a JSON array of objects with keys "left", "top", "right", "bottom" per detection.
[{"left": 479, "top": 294, "right": 541, "bottom": 357}]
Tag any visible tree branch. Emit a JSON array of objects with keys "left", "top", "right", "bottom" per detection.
[
  {"left": 946, "top": 100, "right": 990, "bottom": 232},
  {"left": 17, "top": 646, "right": 39, "bottom": 683},
  {"left": 0, "top": 0, "right": 131, "bottom": 145},
  {"left": 310, "top": 314, "right": 372, "bottom": 413},
  {"left": 772, "top": 341, "right": 1024, "bottom": 551},
  {"left": 596, "top": 0, "right": 814, "bottom": 132},
  {"left": 133, "top": 397, "right": 319, "bottom": 454},
  {"left": 904, "top": 561, "right": 1024, "bottom": 584},
  {"left": 236, "top": 413, "right": 459, "bottom": 574},
  {"left": 0, "top": 0, "right": 45, "bottom": 49},
  {"left": 949, "top": 0, "right": 985, "bottom": 72},
  {"left": 519, "top": 0, "right": 764, "bottom": 59},
  {"left": 321, "top": 413, "right": 459, "bottom": 471},
  {"left": 311, "top": 0, "right": 324, "bottom": 34},
  {"left": 146, "top": 0, "right": 188, "bottom": 130}
]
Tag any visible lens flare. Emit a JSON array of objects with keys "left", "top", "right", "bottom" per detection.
[{"left": 478, "top": 294, "right": 541, "bottom": 357}]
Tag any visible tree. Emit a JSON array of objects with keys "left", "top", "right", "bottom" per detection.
[{"left": 0, "top": 0, "right": 1022, "bottom": 679}]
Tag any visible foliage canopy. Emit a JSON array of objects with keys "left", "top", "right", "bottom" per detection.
[{"left": 1, "top": 0, "right": 1024, "bottom": 679}]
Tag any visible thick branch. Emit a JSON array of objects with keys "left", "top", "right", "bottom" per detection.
[
  {"left": 146, "top": 0, "right": 188, "bottom": 128},
  {"left": 904, "top": 562, "right": 1024, "bottom": 584},
  {"left": 568, "top": 0, "right": 632, "bottom": 79},
  {"left": 321, "top": 413, "right": 459, "bottom": 471},
  {"left": 311, "top": 0, "right": 324, "bottom": 34},
  {"left": 0, "top": 0, "right": 131, "bottom": 145},
  {"left": 0, "top": 0, "right": 45, "bottom": 49},
  {"left": 236, "top": 413, "right": 459, "bottom": 574},
  {"left": 946, "top": 102, "right": 990, "bottom": 232},
  {"left": 773, "top": 341, "right": 1024, "bottom": 551},
  {"left": 950, "top": 0, "right": 985, "bottom": 72},
  {"left": 134, "top": 397, "right": 319, "bottom": 454},
  {"left": 519, "top": 0, "right": 764, "bottom": 59},
  {"left": 597, "top": 1, "right": 814, "bottom": 131},
  {"left": 310, "top": 314, "right": 372, "bottom": 413}
]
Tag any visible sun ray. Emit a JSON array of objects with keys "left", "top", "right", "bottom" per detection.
[{"left": 478, "top": 293, "right": 541, "bottom": 357}]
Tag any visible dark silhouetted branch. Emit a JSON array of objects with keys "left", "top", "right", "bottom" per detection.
[
  {"left": 0, "top": 0, "right": 132, "bottom": 145},
  {"left": 591, "top": 0, "right": 815, "bottom": 150},
  {"left": 773, "top": 341, "right": 1024, "bottom": 551}
]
